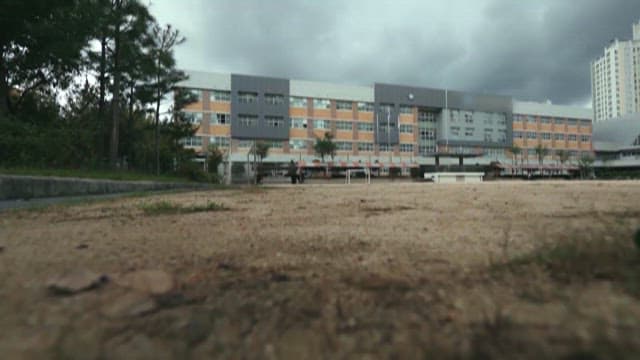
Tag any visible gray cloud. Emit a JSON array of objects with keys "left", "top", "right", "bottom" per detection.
[{"left": 149, "top": 0, "right": 640, "bottom": 106}]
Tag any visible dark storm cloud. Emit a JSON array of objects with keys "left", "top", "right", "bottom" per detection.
[{"left": 150, "top": 0, "right": 640, "bottom": 106}]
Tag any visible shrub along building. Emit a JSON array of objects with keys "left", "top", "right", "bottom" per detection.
[{"left": 176, "top": 71, "right": 593, "bottom": 178}]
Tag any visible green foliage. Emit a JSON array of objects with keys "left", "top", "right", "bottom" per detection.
[
  {"left": 534, "top": 144, "right": 549, "bottom": 165},
  {"left": 206, "top": 144, "right": 224, "bottom": 174},
  {"left": 140, "top": 200, "right": 227, "bottom": 215},
  {"left": 232, "top": 162, "right": 245, "bottom": 176},
  {"left": 314, "top": 132, "right": 337, "bottom": 162}
]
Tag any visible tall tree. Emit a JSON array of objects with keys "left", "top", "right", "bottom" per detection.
[
  {"left": 314, "top": 132, "right": 337, "bottom": 162},
  {"left": 510, "top": 145, "right": 521, "bottom": 176},
  {"left": 145, "top": 24, "right": 187, "bottom": 175},
  {"left": 0, "top": 0, "right": 95, "bottom": 115}
]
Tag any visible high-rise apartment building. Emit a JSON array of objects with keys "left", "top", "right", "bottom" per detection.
[{"left": 591, "top": 20, "right": 640, "bottom": 122}]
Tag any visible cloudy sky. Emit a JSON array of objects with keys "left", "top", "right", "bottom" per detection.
[{"left": 149, "top": 0, "right": 640, "bottom": 107}]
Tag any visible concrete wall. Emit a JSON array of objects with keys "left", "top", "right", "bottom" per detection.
[{"left": 0, "top": 175, "right": 209, "bottom": 201}]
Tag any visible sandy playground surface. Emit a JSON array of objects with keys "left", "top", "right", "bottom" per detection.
[{"left": 1, "top": 181, "right": 640, "bottom": 359}]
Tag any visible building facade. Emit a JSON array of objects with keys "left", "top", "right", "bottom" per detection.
[
  {"left": 591, "top": 20, "right": 640, "bottom": 122},
  {"left": 512, "top": 101, "right": 593, "bottom": 164},
  {"left": 177, "top": 71, "right": 592, "bottom": 172}
]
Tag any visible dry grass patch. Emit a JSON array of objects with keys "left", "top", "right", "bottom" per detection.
[{"left": 139, "top": 200, "right": 228, "bottom": 216}]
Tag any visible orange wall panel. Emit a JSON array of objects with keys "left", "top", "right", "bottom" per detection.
[
  {"left": 513, "top": 123, "right": 525, "bottom": 131},
  {"left": 289, "top": 129, "right": 308, "bottom": 138},
  {"left": 567, "top": 141, "right": 579, "bottom": 149},
  {"left": 313, "top": 109, "right": 331, "bottom": 118},
  {"left": 399, "top": 114, "right": 415, "bottom": 124},
  {"left": 336, "top": 111, "right": 353, "bottom": 120},
  {"left": 539, "top": 124, "right": 552, "bottom": 132},
  {"left": 358, "top": 112, "right": 374, "bottom": 121},
  {"left": 210, "top": 125, "right": 230, "bottom": 136},
  {"left": 513, "top": 139, "right": 526, "bottom": 147},
  {"left": 399, "top": 134, "right": 415, "bottom": 143},
  {"left": 359, "top": 133, "right": 374, "bottom": 142},
  {"left": 211, "top": 102, "right": 230, "bottom": 113},
  {"left": 579, "top": 127, "right": 592, "bottom": 134},
  {"left": 184, "top": 102, "right": 203, "bottom": 111},
  {"left": 312, "top": 129, "right": 329, "bottom": 139},
  {"left": 335, "top": 131, "right": 354, "bottom": 140},
  {"left": 567, "top": 126, "right": 578, "bottom": 133},
  {"left": 289, "top": 108, "right": 307, "bottom": 117}
]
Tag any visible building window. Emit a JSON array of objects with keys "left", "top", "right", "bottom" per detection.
[
  {"left": 514, "top": 131, "right": 523, "bottom": 139},
  {"left": 289, "top": 139, "right": 307, "bottom": 150},
  {"left": 399, "top": 105, "right": 413, "bottom": 114},
  {"left": 581, "top": 135, "right": 591, "bottom": 142},
  {"left": 580, "top": 119, "right": 592, "bottom": 127},
  {"left": 313, "top": 119, "right": 330, "bottom": 129},
  {"left": 313, "top": 99, "right": 331, "bottom": 109},
  {"left": 450, "top": 126, "right": 460, "bottom": 136},
  {"left": 238, "top": 114, "right": 258, "bottom": 127},
  {"left": 379, "top": 103, "right": 394, "bottom": 114},
  {"left": 237, "top": 140, "right": 253, "bottom": 148},
  {"left": 357, "top": 122, "right": 374, "bottom": 132},
  {"left": 554, "top": 118, "right": 565, "bottom": 125},
  {"left": 238, "top": 92, "right": 258, "bottom": 104},
  {"left": 212, "top": 113, "right": 229, "bottom": 125},
  {"left": 180, "top": 136, "right": 203, "bottom": 147},
  {"left": 513, "top": 115, "right": 523, "bottom": 122},
  {"left": 527, "top": 132, "right": 537, "bottom": 139},
  {"left": 567, "top": 119, "right": 578, "bottom": 126},
  {"left": 541, "top": 133, "right": 551, "bottom": 140},
  {"left": 554, "top": 133, "right": 565, "bottom": 140},
  {"left": 527, "top": 115, "right": 537, "bottom": 123},
  {"left": 464, "top": 113, "right": 473, "bottom": 123},
  {"left": 290, "top": 96, "right": 307, "bottom": 108},
  {"left": 189, "top": 89, "right": 201, "bottom": 102},
  {"left": 419, "top": 145, "right": 436, "bottom": 154},
  {"left": 399, "top": 124, "right": 413, "bottom": 134},
  {"left": 183, "top": 112, "right": 202, "bottom": 125},
  {"left": 464, "top": 127, "right": 474, "bottom": 136},
  {"left": 265, "top": 116, "right": 285, "bottom": 127},
  {"left": 210, "top": 90, "right": 230, "bottom": 102},
  {"left": 568, "top": 134, "right": 578, "bottom": 141},
  {"left": 484, "top": 133, "right": 493, "bottom": 142},
  {"left": 379, "top": 144, "right": 393, "bottom": 152},
  {"left": 420, "top": 129, "right": 435, "bottom": 140},
  {"left": 336, "top": 141, "right": 352, "bottom": 151},
  {"left": 358, "top": 142, "right": 374, "bottom": 152},
  {"left": 209, "top": 136, "right": 229, "bottom": 147},
  {"left": 336, "top": 101, "right": 352, "bottom": 111},
  {"left": 265, "top": 94, "right": 285, "bottom": 105},
  {"left": 400, "top": 144, "right": 413, "bottom": 152},
  {"left": 418, "top": 111, "right": 436, "bottom": 122},
  {"left": 290, "top": 118, "right": 307, "bottom": 129},
  {"left": 336, "top": 121, "right": 352, "bottom": 131},
  {"left": 357, "top": 102, "right": 374, "bottom": 112},
  {"left": 540, "top": 117, "right": 551, "bottom": 124},
  {"left": 269, "top": 141, "right": 283, "bottom": 149}
]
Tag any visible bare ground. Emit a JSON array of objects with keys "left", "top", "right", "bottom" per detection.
[{"left": 1, "top": 181, "right": 640, "bottom": 359}]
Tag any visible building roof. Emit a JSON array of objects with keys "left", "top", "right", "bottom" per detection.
[
  {"left": 512, "top": 100, "right": 593, "bottom": 120},
  {"left": 593, "top": 113, "right": 640, "bottom": 151}
]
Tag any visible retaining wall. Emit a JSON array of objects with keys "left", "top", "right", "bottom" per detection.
[{"left": 0, "top": 175, "right": 209, "bottom": 200}]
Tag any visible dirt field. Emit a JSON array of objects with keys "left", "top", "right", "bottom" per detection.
[{"left": 1, "top": 181, "right": 640, "bottom": 359}]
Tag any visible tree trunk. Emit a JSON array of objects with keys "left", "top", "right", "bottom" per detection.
[
  {"left": 155, "top": 79, "right": 161, "bottom": 176},
  {"left": 0, "top": 51, "right": 10, "bottom": 116},
  {"left": 97, "top": 36, "right": 107, "bottom": 163},
  {"left": 110, "top": 19, "right": 122, "bottom": 168}
]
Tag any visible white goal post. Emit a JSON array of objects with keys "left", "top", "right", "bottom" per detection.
[{"left": 345, "top": 168, "right": 371, "bottom": 184}]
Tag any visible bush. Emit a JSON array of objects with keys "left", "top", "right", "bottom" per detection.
[{"left": 177, "top": 161, "right": 208, "bottom": 182}]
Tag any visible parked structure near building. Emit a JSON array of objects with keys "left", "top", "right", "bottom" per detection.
[
  {"left": 593, "top": 113, "right": 640, "bottom": 177},
  {"left": 591, "top": 20, "right": 640, "bottom": 122},
  {"left": 176, "top": 71, "right": 592, "bottom": 179}
]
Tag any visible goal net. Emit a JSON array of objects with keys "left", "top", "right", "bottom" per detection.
[{"left": 345, "top": 168, "right": 371, "bottom": 184}]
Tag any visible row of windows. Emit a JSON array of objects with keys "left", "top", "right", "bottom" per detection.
[
  {"left": 290, "top": 118, "right": 375, "bottom": 131},
  {"left": 513, "top": 132, "right": 591, "bottom": 142},
  {"left": 513, "top": 115, "right": 591, "bottom": 126}
]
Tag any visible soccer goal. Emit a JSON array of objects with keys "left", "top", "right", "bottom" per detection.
[{"left": 345, "top": 168, "right": 371, "bottom": 184}]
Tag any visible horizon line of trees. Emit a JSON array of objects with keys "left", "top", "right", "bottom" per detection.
[{"left": 0, "top": 0, "right": 203, "bottom": 178}]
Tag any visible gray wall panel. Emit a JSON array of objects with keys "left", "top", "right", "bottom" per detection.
[{"left": 231, "top": 74, "right": 290, "bottom": 140}]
